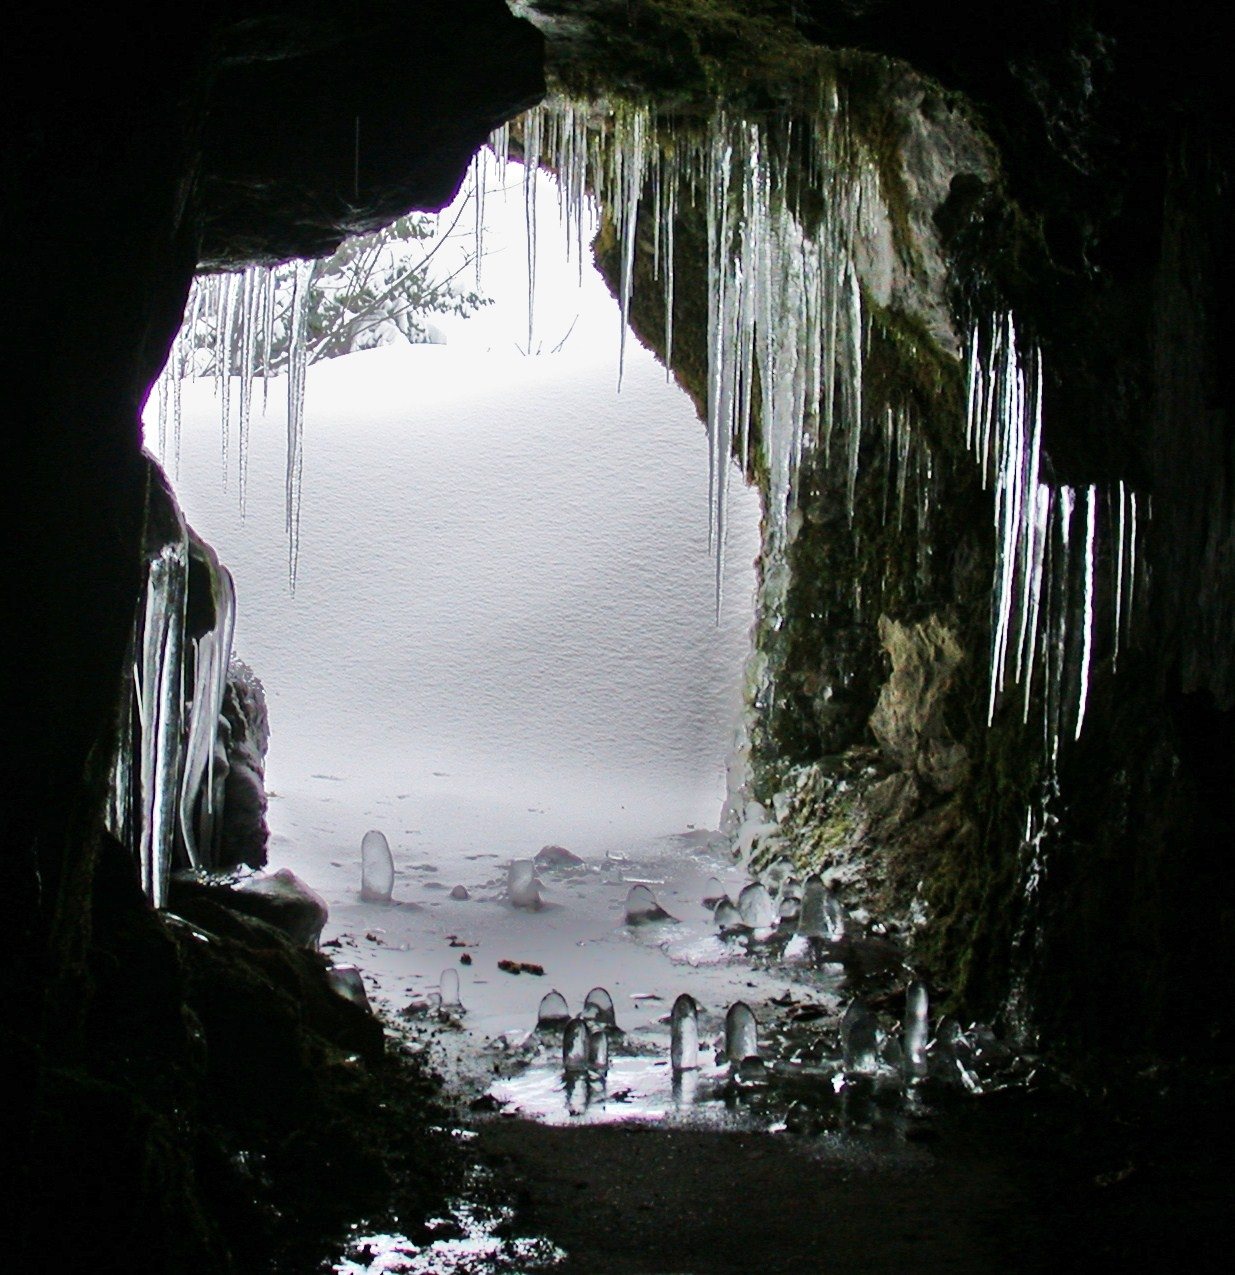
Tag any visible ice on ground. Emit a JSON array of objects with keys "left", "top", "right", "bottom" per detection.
[
  {"left": 535, "top": 844, "right": 584, "bottom": 870},
  {"left": 360, "top": 829, "right": 395, "bottom": 903},
  {"left": 724, "top": 1001, "right": 758, "bottom": 1063},
  {"left": 670, "top": 993, "right": 700, "bottom": 1072}
]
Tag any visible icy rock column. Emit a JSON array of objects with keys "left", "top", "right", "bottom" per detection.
[
  {"left": 671, "top": 994, "right": 700, "bottom": 1073},
  {"left": 360, "top": 829, "right": 395, "bottom": 902},
  {"left": 111, "top": 468, "right": 191, "bottom": 909},
  {"left": 563, "top": 1016, "right": 589, "bottom": 1075},
  {"left": 178, "top": 537, "right": 236, "bottom": 870},
  {"left": 439, "top": 967, "right": 462, "bottom": 1009},
  {"left": 582, "top": 986, "right": 617, "bottom": 1029},
  {"left": 724, "top": 1001, "right": 759, "bottom": 1063},
  {"left": 841, "top": 1002, "right": 880, "bottom": 1074},
  {"left": 903, "top": 981, "right": 929, "bottom": 1078}
]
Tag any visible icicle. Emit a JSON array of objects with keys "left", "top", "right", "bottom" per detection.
[
  {"left": 128, "top": 480, "right": 190, "bottom": 909},
  {"left": 1074, "top": 484, "right": 1097, "bottom": 740},
  {"left": 216, "top": 272, "right": 236, "bottom": 489},
  {"left": 522, "top": 106, "right": 542, "bottom": 355},
  {"left": 1113, "top": 479, "right": 1126, "bottom": 670},
  {"left": 285, "top": 260, "right": 311, "bottom": 592}
]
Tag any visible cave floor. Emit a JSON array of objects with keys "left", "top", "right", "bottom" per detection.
[{"left": 279, "top": 825, "right": 1233, "bottom": 1273}]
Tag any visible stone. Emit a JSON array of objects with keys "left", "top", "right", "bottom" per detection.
[
  {"left": 534, "top": 844, "right": 584, "bottom": 869},
  {"left": 238, "top": 868, "right": 328, "bottom": 948},
  {"left": 869, "top": 615, "right": 969, "bottom": 793}
]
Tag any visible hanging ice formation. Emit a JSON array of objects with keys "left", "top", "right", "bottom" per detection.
[
  {"left": 152, "top": 259, "right": 313, "bottom": 589},
  {"left": 105, "top": 471, "right": 242, "bottom": 906},
  {"left": 178, "top": 539, "right": 236, "bottom": 870},
  {"left": 486, "top": 96, "right": 878, "bottom": 615},
  {"left": 964, "top": 316, "right": 1145, "bottom": 757}
]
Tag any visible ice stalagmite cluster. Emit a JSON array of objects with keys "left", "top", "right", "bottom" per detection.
[{"left": 965, "top": 317, "right": 1144, "bottom": 759}]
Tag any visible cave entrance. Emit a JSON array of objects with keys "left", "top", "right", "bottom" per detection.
[{"left": 144, "top": 148, "right": 762, "bottom": 1045}]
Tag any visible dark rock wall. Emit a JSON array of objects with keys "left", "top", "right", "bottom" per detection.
[
  {"left": 588, "top": 5, "right": 1232, "bottom": 1057},
  {"left": 3, "top": 3, "right": 542, "bottom": 1266}
]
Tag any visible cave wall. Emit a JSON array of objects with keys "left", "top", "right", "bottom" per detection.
[
  {"left": 3, "top": 3, "right": 542, "bottom": 1266},
  {"left": 580, "top": 2, "right": 1233, "bottom": 1056}
]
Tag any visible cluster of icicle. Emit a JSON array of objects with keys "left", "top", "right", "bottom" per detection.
[
  {"left": 491, "top": 96, "right": 880, "bottom": 612},
  {"left": 152, "top": 262, "right": 313, "bottom": 589},
  {"left": 965, "top": 316, "right": 1143, "bottom": 758},
  {"left": 154, "top": 93, "right": 878, "bottom": 607},
  {"left": 106, "top": 478, "right": 237, "bottom": 906}
]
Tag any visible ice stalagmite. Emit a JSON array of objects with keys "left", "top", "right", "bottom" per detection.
[
  {"left": 713, "top": 898, "right": 746, "bottom": 932},
  {"left": 670, "top": 994, "right": 700, "bottom": 1073},
  {"left": 903, "top": 981, "right": 929, "bottom": 1078},
  {"left": 841, "top": 1002, "right": 879, "bottom": 1074},
  {"left": 582, "top": 986, "right": 617, "bottom": 1028},
  {"left": 797, "top": 873, "right": 842, "bottom": 941},
  {"left": 586, "top": 1022, "right": 610, "bottom": 1078},
  {"left": 724, "top": 1001, "right": 758, "bottom": 1063},
  {"left": 360, "top": 829, "right": 395, "bottom": 902},
  {"left": 508, "top": 859, "right": 545, "bottom": 909},
  {"left": 625, "top": 882, "right": 672, "bottom": 923},
  {"left": 439, "top": 967, "right": 462, "bottom": 1008},
  {"left": 537, "top": 990, "right": 571, "bottom": 1028},
  {"left": 737, "top": 881, "right": 777, "bottom": 929},
  {"left": 562, "top": 1017, "right": 589, "bottom": 1075}
]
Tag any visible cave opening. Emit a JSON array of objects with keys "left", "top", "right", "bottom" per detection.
[{"left": 141, "top": 150, "right": 766, "bottom": 1056}]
